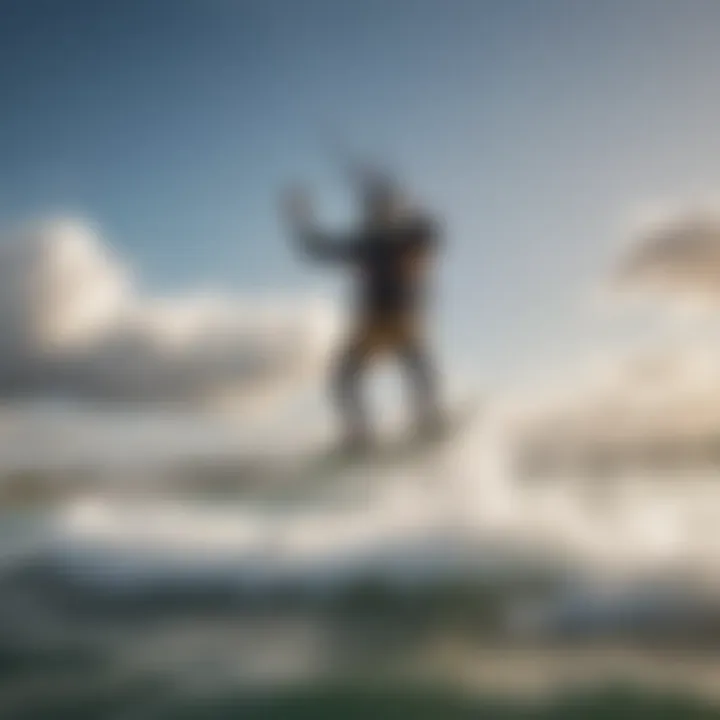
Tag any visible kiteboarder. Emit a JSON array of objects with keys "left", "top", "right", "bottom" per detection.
[{"left": 283, "top": 168, "right": 445, "bottom": 453}]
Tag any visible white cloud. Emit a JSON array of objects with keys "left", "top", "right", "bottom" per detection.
[
  {"left": 0, "top": 217, "right": 338, "bottom": 407},
  {"left": 614, "top": 202, "right": 720, "bottom": 304},
  {"left": 509, "top": 342, "right": 720, "bottom": 458}
]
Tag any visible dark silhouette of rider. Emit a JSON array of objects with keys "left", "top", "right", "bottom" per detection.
[{"left": 283, "top": 171, "right": 443, "bottom": 451}]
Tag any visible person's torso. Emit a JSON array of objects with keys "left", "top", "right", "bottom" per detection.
[{"left": 352, "top": 218, "right": 434, "bottom": 317}]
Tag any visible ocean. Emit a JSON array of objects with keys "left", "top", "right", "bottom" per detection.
[{"left": 3, "top": 419, "right": 720, "bottom": 718}]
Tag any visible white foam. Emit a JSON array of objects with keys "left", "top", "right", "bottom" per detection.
[{"left": 39, "top": 420, "right": 720, "bottom": 593}]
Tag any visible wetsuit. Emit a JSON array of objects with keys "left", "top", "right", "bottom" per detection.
[{"left": 298, "top": 215, "right": 441, "bottom": 445}]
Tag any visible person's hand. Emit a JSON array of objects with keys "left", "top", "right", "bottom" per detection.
[{"left": 282, "top": 185, "right": 314, "bottom": 232}]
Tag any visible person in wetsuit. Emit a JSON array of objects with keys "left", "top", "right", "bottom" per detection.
[{"left": 283, "top": 171, "right": 444, "bottom": 451}]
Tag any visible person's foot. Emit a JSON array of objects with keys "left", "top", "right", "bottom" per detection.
[
  {"left": 416, "top": 411, "right": 448, "bottom": 442},
  {"left": 338, "top": 430, "right": 372, "bottom": 457}
]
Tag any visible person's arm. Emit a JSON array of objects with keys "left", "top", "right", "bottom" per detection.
[
  {"left": 420, "top": 215, "right": 442, "bottom": 253},
  {"left": 397, "top": 214, "right": 442, "bottom": 280},
  {"left": 408, "top": 215, "right": 442, "bottom": 259},
  {"left": 282, "top": 186, "right": 356, "bottom": 263}
]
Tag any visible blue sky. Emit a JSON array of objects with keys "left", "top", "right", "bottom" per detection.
[{"left": 3, "top": 0, "right": 720, "bottom": 389}]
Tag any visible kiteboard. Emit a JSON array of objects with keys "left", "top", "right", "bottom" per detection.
[{"left": 296, "top": 398, "right": 481, "bottom": 483}]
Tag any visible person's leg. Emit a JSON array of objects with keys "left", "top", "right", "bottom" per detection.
[
  {"left": 332, "top": 334, "right": 374, "bottom": 449},
  {"left": 398, "top": 338, "right": 443, "bottom": 436}
]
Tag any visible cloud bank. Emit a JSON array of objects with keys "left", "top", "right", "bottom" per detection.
[
  {"left": 508, "top": 341, "right": 720, "bottom": 477},
  {"left": 0, "top": 218, "right": 337, "bottom": 407},
  {"left": 614, "top": 204, "right": 720, "bottom": 302}
]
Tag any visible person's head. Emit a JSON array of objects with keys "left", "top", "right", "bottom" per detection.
[
  {"left": 347, "top": 163, "right": 407, "bottom": 229},
  {"left": 360, "top": 174, "right": 404, "bottom": 226}
]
